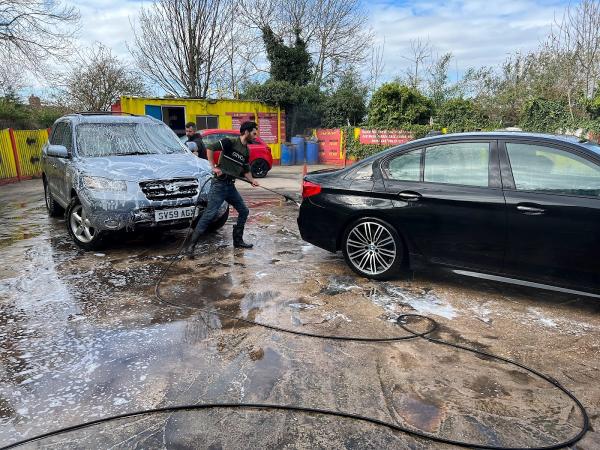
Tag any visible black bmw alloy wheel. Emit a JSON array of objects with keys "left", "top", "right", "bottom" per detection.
[{"left": 342, "top": 217, "right": 403, "bottom": 280}]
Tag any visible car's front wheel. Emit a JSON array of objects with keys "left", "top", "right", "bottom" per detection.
[
  {"left": 250, "top": 158, "right": 270, "bottom": 178},
  {"left": 43, "top": 178, "right": 64, "bottom": 217},
  {"left": 342, "top": 217, "right": 403, "bottom": 280},
  {"left": 66, "top": 197, "right": 105, "bottom": 250}
]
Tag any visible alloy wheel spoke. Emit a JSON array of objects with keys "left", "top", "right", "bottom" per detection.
[
  {"left": 350, "top": 229, "right": 369, "bottom": 245},
  {"left": 374, "top": 252, "right": 389, "bottom": 269},
  {"left": 378, "top": 236, "right": 394, "bottom": 247},
  {"left": 357, "top": 252, "right": 370, "bottom": 270},
  {"left": 347, "top": 238, "right": 366, "bottom": 248},
  {"left": 379, "top": 248, "right": 396, "bottom": 258},
  {"left": 72, "top": 212, "right": 82, "bottom": 225},
  {"left": 372, "top": 225, "right": 384, "bottom": 243},
  {"left": 349, "top": 248, "right": 368, "bottom": 258}
]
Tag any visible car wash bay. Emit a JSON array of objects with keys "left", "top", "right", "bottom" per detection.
[{"left": 0, "top": 171, "right": 599, "bottom": 449}]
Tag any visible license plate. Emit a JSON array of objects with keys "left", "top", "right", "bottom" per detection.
[{"left": 155, "top": 207, "right": 195, "bottom": 222}]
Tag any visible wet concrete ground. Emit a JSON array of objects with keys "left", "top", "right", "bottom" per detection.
[{"left": 1, "top": 174, "right": 599, "bottom": 449}]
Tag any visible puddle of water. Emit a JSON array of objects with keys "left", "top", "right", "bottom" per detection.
[
  {"left": 394, "top": 393, "right": 446, "bottom": 433},
  {"left": 367, "top": 284, "right": 457, "bottom": 320},
  {"left": 319, "top": 276, "right": 359, "bottom": 296}
]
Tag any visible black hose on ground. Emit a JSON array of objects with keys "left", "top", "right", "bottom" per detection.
[{"left": 2, "top": 192, "right": 589, "bottom": 450}]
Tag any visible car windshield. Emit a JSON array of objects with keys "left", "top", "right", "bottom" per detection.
[{"left": 75, "top": 122, "right": 187, "bottom": 157}]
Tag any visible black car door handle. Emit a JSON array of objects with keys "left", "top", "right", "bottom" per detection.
[
  {"left": 517, "top": 204, "right": 545, "bottom": 215},
  {"left": 398, "top": 191, "right": 421, "bottom": 201}
]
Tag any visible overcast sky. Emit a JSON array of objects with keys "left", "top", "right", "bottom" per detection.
[{"left": 38, "top": 0, "right": 571, "bottom": 95}]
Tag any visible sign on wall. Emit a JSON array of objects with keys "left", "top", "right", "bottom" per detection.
[
  {"left": 359, "top": 129, "right": 412, "bottom": 145},
  {"left": 257, "top": 113, "right": 278, "bottom": 144}
]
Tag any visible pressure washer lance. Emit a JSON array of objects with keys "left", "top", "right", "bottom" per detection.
[{"left": 234, "top": 175, "right": 301, "bottom": 207}]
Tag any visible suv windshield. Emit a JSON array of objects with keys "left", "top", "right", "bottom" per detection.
[{"left": 75, "top": 122, "right": 187, "bottom": 157}]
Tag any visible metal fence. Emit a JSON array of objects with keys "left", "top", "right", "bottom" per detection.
[{"left": 0, "top": 128, "right": 48, "bottom": 185}]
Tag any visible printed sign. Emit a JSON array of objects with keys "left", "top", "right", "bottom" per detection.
[
  {"left": 258, "top": 113, "right": 278, "bottom": 144},
  {"left": 359, "top": 129, "right": 413, "bottom": 145}
]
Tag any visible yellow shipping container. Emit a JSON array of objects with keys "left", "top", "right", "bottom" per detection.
[{"left": 119, "top": 96, "right": 285, "bottom": 161}]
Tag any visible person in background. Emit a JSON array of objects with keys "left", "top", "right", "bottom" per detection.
[{"left": 185, "top": 122, "right": 207, "bottom": 159}]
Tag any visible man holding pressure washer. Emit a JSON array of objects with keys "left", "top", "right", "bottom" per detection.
[{"left": 184, "top": 121, "right": 260, "bottom": 257}]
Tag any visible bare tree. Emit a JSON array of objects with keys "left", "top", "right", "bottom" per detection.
[
  {"left": 130, "top": 0, "right": 235, "bottom": 98},
  {"left": 550, "top": 0, "right": 600, "bottom": 99},
  {"left": 0, "top": 63, "right": 22, "bottom": 95},
  {"left": 239, "top": 0, "right": 372, "bottom": 88},
  {"left": 57, "top": 44, "right": 147, "bottom": 111},
  {"left": 427, "top": 52, "right": 457, "bottom": 109},
  {"left": 213, "top": 21, "right": 264, "bottom": 98},
  {"left": 401, "top": 38, "right": 432, "bottom": 90},
  {"left": 307, "top": 0, "right": 373, "bottom": 86},
  {"left": 367, "top": 38, "right": 385, "bottom": 94},
  {"left": 0, "top": 0, "right": 79, "bottom": 71}
]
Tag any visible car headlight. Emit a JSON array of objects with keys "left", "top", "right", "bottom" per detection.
[{"left": 82, "top": 176, "right": 127, "bottom": 191}]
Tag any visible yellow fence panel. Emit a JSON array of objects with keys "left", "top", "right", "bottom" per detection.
[
  {"left": 0, "top": 129, "right": 18, "bottom": 182},
  {"left": 13, "top": 129, "right": 48, "bottom": 178}
]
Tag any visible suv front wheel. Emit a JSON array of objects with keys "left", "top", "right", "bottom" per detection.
[{"left": 66, "top": 197, "right": 104, "bottom": 250}]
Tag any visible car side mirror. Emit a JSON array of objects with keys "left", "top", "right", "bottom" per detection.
[{"left": 47, "top": 144, "right": 69, "bottom": 158}]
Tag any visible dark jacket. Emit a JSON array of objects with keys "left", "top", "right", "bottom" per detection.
[{"left": 186, "top": 133, "right": 207, "bottom": 160}]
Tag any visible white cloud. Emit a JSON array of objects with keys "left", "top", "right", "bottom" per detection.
[
  {"left": 65, "top": 0, "right": 144, "bottom": 57},
  {"left": 23, "top": 0, "right": 571, "bottom": 96},
  {"left": 367, "top": 0, "right": 569, "bottom": 83}
]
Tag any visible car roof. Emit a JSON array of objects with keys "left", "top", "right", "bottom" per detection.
[
  {"left": 201, "top": 129, "right": 240, "bottom": 135},
  {"left": 61, "top": 113, "right": 162, "bottom": 126},
  {"left": 347, "top": 131, "right": 600, "bottom": 170},
  {"left": 417, "top": 131, "right": 590, "bottom": 145}
]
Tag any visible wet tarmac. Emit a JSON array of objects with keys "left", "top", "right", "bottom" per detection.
[{"left": 1, "top": 179, "right": 599, "bottom": 449}]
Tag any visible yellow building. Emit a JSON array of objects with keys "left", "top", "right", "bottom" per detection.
[{"left": 116, "top": 96, "right": 285, "bottom": 162}]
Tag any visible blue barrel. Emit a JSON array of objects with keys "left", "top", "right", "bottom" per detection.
[
  {"left": 306, "top": 141, "right": 319, "bottom": 164},
  {"left": 280, "top": 143, "right": 295, "bottom": 166},
  {"left": 291, "top": 136, "right": 305, "bottom": 164}
]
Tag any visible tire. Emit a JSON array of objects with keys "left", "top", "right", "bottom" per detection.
[
  {"left": 250, "top": 158, "right": 270, "bottom": 178},
  {"left": 43, "top": 178, "right": 64, "bottom": 217},
  {"left": 66, "top": 197, "right": 105, "bottom": 250},
  {"left": 342, "top": 217, "right": 403, "bottom": 280}
]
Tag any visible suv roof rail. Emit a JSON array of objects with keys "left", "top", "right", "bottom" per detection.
[{"left": 71, "top": 111, "right": 140, "bottom": 116}]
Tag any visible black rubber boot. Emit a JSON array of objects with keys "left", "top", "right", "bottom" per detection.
[
  {"left": 233, "top": 225, "right": 253, "bottom": 249},
  {"left": 184, "top": 229, "right": 203, "bottom": 258}
]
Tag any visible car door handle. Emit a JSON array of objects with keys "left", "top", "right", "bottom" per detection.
[
  {"left": 398, "top": 191, "right": 421, "bottom": 201},
  {"left": 517, "top": 204, "right": 545, "bottom": 215}
]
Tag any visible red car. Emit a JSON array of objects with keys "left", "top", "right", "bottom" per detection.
[{"left": 200, "top": 129, "right": 273, "bottom": 178}]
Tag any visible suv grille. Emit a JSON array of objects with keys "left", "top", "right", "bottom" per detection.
[{"left": 140, "top": 178, "right": 199, "bottom": 200}]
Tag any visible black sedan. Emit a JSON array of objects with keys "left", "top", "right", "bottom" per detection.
[{"left": 298, "top": 132, "right": 600, "bottom": 296}]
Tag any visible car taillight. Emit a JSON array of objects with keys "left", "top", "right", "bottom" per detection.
[{"left": 302, "top": 180, "right": 321, "bottom": 198}]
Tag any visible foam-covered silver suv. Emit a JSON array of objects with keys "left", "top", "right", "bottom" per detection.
[{"left": 41, "top": 113, "right": 228, "bottom": 250}]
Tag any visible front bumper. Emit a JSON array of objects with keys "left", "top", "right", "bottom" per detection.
[{"left": 78, "top": 187, "right": 227, "bottom": 232}]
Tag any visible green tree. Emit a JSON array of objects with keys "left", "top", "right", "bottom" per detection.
[
  {"left": 519, "top": 98, "right": 573, "bottom": 133},
  {"left": 0, "top": 90, "right": 30, "bottom": 129},
  {"left": 435, "top": 98, "right": 493, "bottom": 132},
  {"left": 321, "top": 69, "right": 367, "bottom": 128},
  {"left": 367, "top": 82, "right": 432, "bottom": 128},
  {"left": 262, "top": 26, "right": 312, "bottom": 86},
  {"left": 244, "top": 25, "right": 318, "bottom": 137}
]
